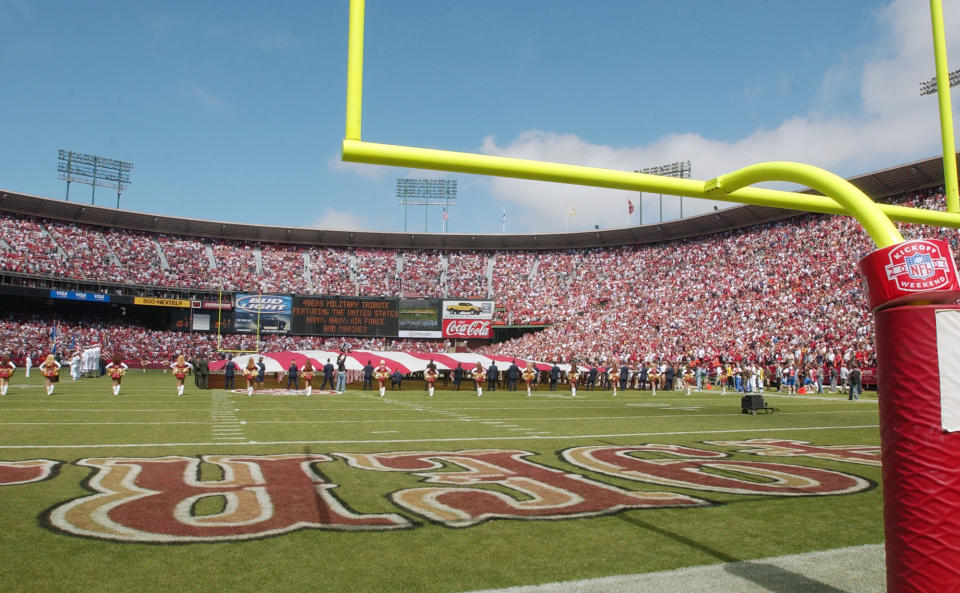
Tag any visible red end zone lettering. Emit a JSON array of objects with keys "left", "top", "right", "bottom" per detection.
[
  {"left": 0, "top": 459, "right": 59, "bottom": 486},
  {"left": 46, "top": 454, "right": 409, "bottom": 543},
  {"left": 333, "top": 449, "right": 708, "bottom": 527},
  {"left": 562, "top": 444, "right": 872, "bottom": 496}
]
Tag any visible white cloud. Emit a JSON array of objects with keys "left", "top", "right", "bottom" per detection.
[
  {"left": 310, "top": 208, "right": 365, "bottom": 231},
  {"left": 256, "top": 32, "right": 297, "bottom": 51},
  {"left": 328, "top": 154, "right": 391, "bottom": 180},
  {"left": 479, "top": 0, "right": 960, "bottom": 232},
  {"left": 177, "top": 81, "right": 232, "bottom": 114}
]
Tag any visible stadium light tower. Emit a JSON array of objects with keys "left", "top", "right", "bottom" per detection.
[
  {"left": 919, "top": 68, "right": 960, "bottom": 95},
  {"left": 395, "top": 178, "right": 458, "bottom": 232},
  {"left": 634, "top": 160, "right": 692, "bottom": 223},
  {"left": 57, "top": 149, "right": 133, "bottom": 208}
]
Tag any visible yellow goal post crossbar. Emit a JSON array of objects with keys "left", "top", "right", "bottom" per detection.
[{"left": 341, "top": 0, "right": 960, "bottom": 251}]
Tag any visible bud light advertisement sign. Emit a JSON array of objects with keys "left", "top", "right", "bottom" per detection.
[{"left": 234, "top": 294, "right": 292, "bottom": 334}]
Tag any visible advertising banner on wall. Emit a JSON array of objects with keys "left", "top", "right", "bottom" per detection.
[
  {"left": 441, "top": 299, "right": 494, "bottom": 338},
  {"left": 233, "top": 294, "right": 292, "bottom": 334},
  {"left": 398, "top": 298, "right": 442, "bottom": 338},
  {"left": 441, "top": 299, "right": 494, "bottom": 319},
  {"left": 291, "top": 296, "right": 399, "bottom": 337},
  {"left": 133, "top": 296, "right": 190, "bottom": 308},
  {"left": 442, "top": 318, "right": 493, "bottom": 339}
]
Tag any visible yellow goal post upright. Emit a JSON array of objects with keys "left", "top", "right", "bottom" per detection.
[
  {"left": 341, "top": 1, "right": 960, "bottom": 591},
  {"left": 215, "top": 288, "right": 261, "bottom": 355}
]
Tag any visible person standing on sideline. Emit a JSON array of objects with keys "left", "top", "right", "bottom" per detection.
[
  {"left": 301, "top": 360, "right": 315, "bottom": 396},
  {"left": 608, "top": 363, "right": 619, "bottom": 396},
  {"left": 472, "top": 362, "right": 485, "bottom": 397},
  {"left": 522, "top": 362, "right": 537, "bottom": 397},
  {"left": 507, "top": 360, "right": 520, "bottom": 391},
  {"left": 255, "top": 356, "right": 265, "bottom": 390},
  {"left": 39, "top": 354, "right": 61, "bottom": 396},
  {"left": 586, "top": 364, "right": 598, "bottom": 391},
  {"left": 25, "top": 353, "right": 31, "bottom": 378},
  {"left": 243, "top": 358, "right": 259, "bottom": 397},
  {"left": 425, "top": 365, "right": 438, "bottom": 397},
  {"left": 848, "top": 364, "right": 862, "bottom": 400},
  {"left": 567, "top": 363, "right": 581, "bottom": 397},
  {"left": 321, "top": 359, "right": 335, "bottom": 390},
  {"left": 486, "top": 361, "right": 499, "bottom": 392},
  {"left": 286, "top": 360, "right": 299, "bottom": 391},
  {"left": 363, "top": 360, "right": 374, "bottom": 390},
  {"left": 224, "top": 356, "right": 238, "bottom": 390},
  {"left": 453, "top": 363, "right": 463, "bottom": 390},
  {"left": 196, "top": 354, "right": 209, "bottom": 389},
  {"left": 69, "top": 351, "right": 81, "bottom": 381},
  {"left": 336, "top": 351, "right": 348, "bottom": 391},
  {"left": 374, "top": 360, "right": 391, "bottom": 397},
  {"left": 0, "top": 354, "right": 16, "bottom": 396},
  {"left": 170, "top": 354, "right": 192, "bottom": 397},
  {"left": 549, "top": 363, "right": 560, "bottom": 391},
  {"left": 106, "top": 354, "right": 129, "bottom": 396}
]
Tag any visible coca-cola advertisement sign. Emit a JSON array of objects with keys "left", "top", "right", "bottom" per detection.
[{"left": 443, "top": 319, "right": 492, "bottom": 339}]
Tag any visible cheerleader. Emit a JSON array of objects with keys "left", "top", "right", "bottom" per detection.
[
  {"left": 682, "top": 365, "right": 694, "bottom": 395},
  {"left": 648, "top": 364, "right": 660, "bottom": 396},
  {"left": 169, "top": 355, "right": 192, "bottom": 397},
  {"left": 424, "top": 366, "right": 438, "bottom": 397},
  {"left": 607, "top": 361, "right": 618, "bottom": 397},
  {"left": 567, "top": 363, "right": 580, "bottom": 397},
  {"left": 471, "top": 362, "right": 485, "bottom": 397},
  {"left": 0, "top": 354, "right": 15, "bottom": 396},
  {"left": 243, "top": 358, "right": 259, "bottom": 397},
  {"left": 301, "top": 360, "right": 315, "bottom": 397},
  {"left": 39, "top": 354, "right": 61, "bottom": 396},
  {"left": 105, "top": 354, "right": 129, "bottom": 396},
  {"left": 521, "top": 362, "right": 537, "bottom": 397},
  {"left": 374, "top": 360, "right": 391, "bottom": 397}
]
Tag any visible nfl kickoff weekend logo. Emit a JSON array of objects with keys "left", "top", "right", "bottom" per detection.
[{"left": 884, "top": 240, "right": 953, "bottom": 292}]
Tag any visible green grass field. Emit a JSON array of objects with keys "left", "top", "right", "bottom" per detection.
[{"left": 0, "top": 372, "right": 883, "bottom": 593}]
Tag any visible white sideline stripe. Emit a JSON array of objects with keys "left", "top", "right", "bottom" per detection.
[
  {"left": 0, "top": 409, "right": 877, "bottom": 427},
  {"left": 0, "top": 424, "right": 879, "bottom": 450},
  {"left": 0, "top": 399, "right": 869, "bottom": 413},
  {"left": 460, "top": 544, "right": 884, "bottom": 593}
]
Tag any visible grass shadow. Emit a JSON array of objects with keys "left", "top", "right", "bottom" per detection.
[{"left": 617, "top": 514, "right": 855, "bottom": 593}]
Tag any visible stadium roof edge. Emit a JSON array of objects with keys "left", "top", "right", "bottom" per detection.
[{"left": 0, "top": 154, "right": 950, "bottom": 251}]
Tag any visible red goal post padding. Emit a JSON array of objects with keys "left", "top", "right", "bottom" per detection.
[
  {"left": 860, "top": 239, "right": 960, "bottom": 593},
  {"left": 875, "top": 304, "right": 960, "bottom": 593}
]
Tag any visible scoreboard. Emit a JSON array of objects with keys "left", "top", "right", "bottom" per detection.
[{"left": 292, "top": 296, "right": 399, "bottom": 337}]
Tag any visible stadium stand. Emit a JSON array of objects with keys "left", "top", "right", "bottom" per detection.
[{"left": 0, "top": 173, "right": 956, "bottom": 378}]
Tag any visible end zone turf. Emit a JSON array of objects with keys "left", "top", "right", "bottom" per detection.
[{"left": 0, "top": 371, "right": 883, "bottom": 593}]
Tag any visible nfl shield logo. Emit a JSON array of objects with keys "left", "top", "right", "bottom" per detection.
[{"left": 904, "top": 253, "right": 935, "bottom": 280}]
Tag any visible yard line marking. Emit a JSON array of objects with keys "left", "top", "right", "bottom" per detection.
[
  {"left": 0, "top": 424, "right": 880, "bottom": 450},
  {"left": 0, "top": 421, "right": 213, "bottom": 426},
  {"left": 0, "top": 409, "right": 876, "bottom": 428},
  {"left": 0, "top": 408, "right": 216, "bottom": 413}
]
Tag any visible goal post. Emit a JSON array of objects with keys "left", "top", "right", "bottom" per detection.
[{"left": 340, "top": 2, "right": 960, "bottom": 591}]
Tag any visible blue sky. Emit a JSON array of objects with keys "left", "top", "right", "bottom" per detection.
[{"left": 0, "top": 0, "right": 957, "bottom": 235}]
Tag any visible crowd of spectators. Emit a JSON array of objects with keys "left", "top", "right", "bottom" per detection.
[
  {"left": 1, "top": 189, "right": 957, "bottom": 370},
  {"left": 398, "top": 249, "right": 442, "bottom": 297},
  {"left": 445, "top": 250, "right": 488, "bottom": 299},
  {"left": 0, "top": 312, "right": 447, "bottom": 368}
]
